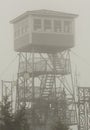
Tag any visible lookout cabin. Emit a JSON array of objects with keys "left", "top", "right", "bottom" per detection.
[{"left": 11, "top": 9, "right": 78, "bottom": 53}]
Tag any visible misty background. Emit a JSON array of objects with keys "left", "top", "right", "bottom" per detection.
[{"left": 0, "top": 0, "right": 90, "bottom": 86}]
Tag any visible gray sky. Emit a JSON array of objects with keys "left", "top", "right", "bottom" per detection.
[{"left": 0, "top": 0, "right": 90, "bottom": 86}]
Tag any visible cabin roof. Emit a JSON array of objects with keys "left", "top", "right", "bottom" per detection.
[{"left": 11, "top": 9, "right": 78, "bottom": 23}]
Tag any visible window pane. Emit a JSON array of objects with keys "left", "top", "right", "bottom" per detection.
[
  {"left": 21, "top": 27, "right": 24, "bottom": 34},
  {"left": 64, "top": 21, "right": 72, "bottom": 33},
  {"left": 44, "top": 20, "right": 52, "bottom": 32},
  {"left": 15, "top": 29, "right": 20, "bottom": 38},
  {"left": 25, "top": 25, "right": 28, "bottom": 32},
  {"left": 33, "top": 19, "right": 42, "bottom": 31},
  {"left": 54, "top": 20, "right": 62, "bottom": 32}
]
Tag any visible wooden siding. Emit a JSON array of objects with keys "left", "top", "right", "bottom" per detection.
[
  {"left": 32, "top": 33, "right": 74, "bottom": 48},
  {"left": 14, "top": 34, "right": 30, "bottom": 51}
]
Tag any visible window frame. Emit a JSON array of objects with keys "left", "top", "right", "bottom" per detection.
[
  {"left": 32, "top": 17, "right": 74, "bottom": 35},
  {"left": 53, "top": 19, "right": 62, "bottom": 33},
  {"left": 43, "top": 19, "right": 52, "bottom": 32},
  {"left": 33, "top": 18, "right": 42, "bottom": 32},
  {"left": 63, "top": 19, "right": 73, "bottom": 34}
]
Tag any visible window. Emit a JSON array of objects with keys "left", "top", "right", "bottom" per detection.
[
  {"left": 15, "top": 28, "right": 20, "bottom": 38},
  {"left": 64, "top": 21, "right": 72, "bottom": 33},
  {"left": 25, "top": 25, "right": 28, "bottom": 32},
  {"left": 33, "top": 19, "right": 42, "bottom": 31},
  {"left": 54, "top": 20, "right": 62, "bottom": 32},
  {"left": 15, "top": 31, "right": 17, "bottom": 38},
  {"left": 21, "top": 27, "right": 24, "bottom": 34},
  {"left": 14, "top": 19, "right": 29, "bottom": 39},
  {"left": 44, "top": 20, "right": 52, "bottom": 32}
]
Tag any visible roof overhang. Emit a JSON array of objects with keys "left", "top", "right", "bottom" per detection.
[{"left": 10, "top": 9, "right": 78, "bottom": 24}]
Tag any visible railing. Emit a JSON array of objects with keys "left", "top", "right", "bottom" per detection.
[
  {"left": 19, "top": 60, "right": 47, "bottom": 73},
  {"left": 19, "top": 58, "right": 70, "bottom": 75}
]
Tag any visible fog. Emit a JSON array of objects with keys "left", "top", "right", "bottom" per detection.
[{"left": 0, "top": 0, "right": 90, "bottom": 86}]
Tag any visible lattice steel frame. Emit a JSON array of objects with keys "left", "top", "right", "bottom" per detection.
[
  {"left": 78, "top": 87, "right": 90, "bottom": 130},
  {"left": 1, "top": 80, "right": 16, "bottom": 112},
  {"left": 16, "top": 49, "right": 77, "bottom": 127}
]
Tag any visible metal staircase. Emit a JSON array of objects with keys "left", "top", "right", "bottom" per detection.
[
  {"left": 40, "top": 74, "right": 54, "bottom": 99},
  {"left": 48, "top": 54, "right": 66, "bottom": 74}
]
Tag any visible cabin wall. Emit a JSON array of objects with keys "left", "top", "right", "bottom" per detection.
[
  {"left": 13, "top": 15, "right": 75, "bottom": 52},
  {"left": 14, "top": 16, "right": 32, "bottom": 51},
  {"left": 31, "top": 16, "right": 75, "bottom": 49},
  {"left": 32, "top": 16, "right": 74, "bottom": 34},
  {"left": 32, "top": 33, "right": 74, "bottom": 48}
]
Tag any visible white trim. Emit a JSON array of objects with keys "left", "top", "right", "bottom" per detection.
[
  {"left": 32, "top": 17, "right": 42, "bottom": 32},
  {"left": 32, "top": 16, "right": 74, "bottom": 35},
  {"left": 62, "top": 18, "right": 74, "bottom": 34}
]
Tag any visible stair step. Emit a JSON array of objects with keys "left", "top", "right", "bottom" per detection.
[
  {"left": 42, "top": 90, "right": 50, "bottom": 92},
  {"left": 43, "top": 93, "right": 50, "bottom": 95},
  {"left": 47, "top": 77, "right": 54, "bottom": 79},
  {"left": 46, "top": 85, "right": 52, "bottom": 87},
  {"left": 45, "top": 87, "right": 51, "bottom": 89},
  {"left": 42, "top": 88, "right": 51, "bottom": 91},
  {"left": 42, "top": 93, "right": 50, "bottom": 95},
  {"left": 46, "top": 80, "right": 53, "bottom": 82},
  {"left": 46, "top": 81, "right": 53, "bottom": 83},
  {"left": 46, "top": 83, "right": 53, "bottom": 85},
  {"left": 42, "top": 93, "right": 49, "bottom": 96},
  {"left": 43, "top": 89, "right": 51, "bottom": 91}
]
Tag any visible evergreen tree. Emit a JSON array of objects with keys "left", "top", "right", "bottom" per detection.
[
  {"left": 52, "top": 118, "right": 69, "bottom": 130},
  {"left": 51, "top": 89, "right": 69, "bottom": 130},
  {"left": 0, "top": 96, "right": 13, "bottom": 130},
  {"left": 0, "top": 97, "right": 29, "bottom": 130},
  {"left": 13, "top": 105, "right": 26, "bottom": 130}
]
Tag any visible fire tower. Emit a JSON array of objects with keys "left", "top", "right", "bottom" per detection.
[{"left": 10, "top": 9, "right": 78, "bottom": 130}]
